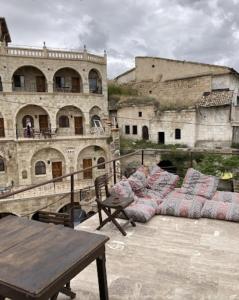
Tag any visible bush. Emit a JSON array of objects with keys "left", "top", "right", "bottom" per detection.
[{"left": 108, "top": 83, "right": 138, "bottom": 96}]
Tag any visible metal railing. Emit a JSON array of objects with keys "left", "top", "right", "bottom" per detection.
[
  {"left": 1, "top": 147, "right": 238, "bottom": 227},
  {"left": 0, "top": 150, "right": 140, "bottom": 227}
]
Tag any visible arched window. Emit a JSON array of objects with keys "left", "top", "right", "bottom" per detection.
[
  {"left": 0, "top": 158, "right": 5, "bottom": 172},
  {"left": 91, "top": 115, "right": 101, "bottom": 127},
  {"left": 22, "top": 115, "right": 34, "bottom": 128},
  {"left": 175, "top": 128, "right": 181, "bottom": 140},
  {"left": 35, "top": 161, "right": 46, "bottom": 175},
  {"left": 97, "top": 157, "right": 105, "bottom": 169},
  {"left": 89, "top": 69, "right": 102, "bottom": 94},
  {"left": 59, "top": 115, "right": 69, "bottom": 128}
]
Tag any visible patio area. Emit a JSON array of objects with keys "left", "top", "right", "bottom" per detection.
[{"left": 59, "top": 214, "right": 239, "bottom": 300}]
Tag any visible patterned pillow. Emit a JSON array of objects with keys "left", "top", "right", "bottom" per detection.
[
  {"left": 201, "top": 200, "right": 239, "bottom": 222},
  {"left": 164, "top": 189, "right": 207, "bottom": 205},
  {"left": 123, "top": 202, "right": 156, "bottom": 223},
  {"left": 128, "top": 169, "right": 147, "bottom": 191},
  {"left": 147, "top": 169, "right": 179, "bottom": 198},
  {"left": 111, "top": 178, "right": 134, "bottom": 199},
  {"left": 180, "top": 168, "right": 219, "bottom": 199},
  {"left": 134, "top": 188, "right": 164, "bottom": 214},
  {"left": 149, "top": 164, "right": 162, "bottom": 176},
  {"left": 159, "top": 198, "right": 203, "bottom": 219},
  {"left": 212, "top": 191, "right": 239, "bottom": 204}
]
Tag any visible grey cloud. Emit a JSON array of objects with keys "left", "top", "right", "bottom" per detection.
[{"left": 1, "top": 0, "right": 239, "bottom": 78}]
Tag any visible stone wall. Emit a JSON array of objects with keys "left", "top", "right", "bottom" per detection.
[
  {"left": 196, "top": 106, "right": 232, "bottom": 148},
  {"left": 135, "top": 57, "right": 230, "bottom": 82},
  {"left": 0, "top": 46, "right": 111, "bottom": 188}
]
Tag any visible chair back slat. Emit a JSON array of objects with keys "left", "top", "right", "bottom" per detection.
[
  {"left": 95, "top": 174, "right": 110, "bottom": 201},
  {"left": 34, "top": 211, "right": 72, "bottom": 227}
]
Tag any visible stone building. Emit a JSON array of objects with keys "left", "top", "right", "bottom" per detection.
[
  {"left": 114, "top": 56, "right": 239, "bottom": 148},
  {"left": 0, "top": 17, "right": 113, "bottom": 189}
]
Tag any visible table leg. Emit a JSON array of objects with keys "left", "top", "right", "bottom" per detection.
[
  {"left": 50, "top": 292, "right": 59, "bottom": 300},
  {"left": 96, "top": 250, "right": 109, "bottom": 300}
]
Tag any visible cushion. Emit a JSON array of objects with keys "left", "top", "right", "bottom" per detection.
[
  {"left": 111, "top": 178, "right": 134, "bottom": 199},
  {"left": 135, "top": 188, "right": 164, "bottom": 214},
  {"left": 165, "top": 189, "right": 207, "bottom": 205},
  {"left": 201, "top": 200, "right": 239, "bottom": 222},
  {"left": 147, "top": 169, "right": 179, "bottom": 198},
  {"left": 123, "top": 202, "right": 155, "bottom": 223},
  {"left": 149, "top": 164, "right": 162, "bottom": 176},
  {"left": 180, "top": 168, "right": 219, "bottom": 199},
  {"left": 128, "top": 169, "right": 147, "bottom": 191},
  {"left": 212, "top": 191, "right": 239, "bottom": 204},
  {"left": 159, "top": 198, "right": 203, "bottom": 219}
]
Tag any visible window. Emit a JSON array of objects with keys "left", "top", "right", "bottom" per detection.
[
  {"left": 22, "top": 170, "right": 27, "bottom": 179},
  {"left": 125, "top": 125, "right": 130, "bottom": 134},
  {"left": 97, "top": 157, "right": 105, "bottom": 169},
  {"left": 13, "top": 75, "right": 24, "bottom": 88},
  {"left": 35, "top": 161, "right": 46, "bottom": 175},
  {"left": 133, "top": 125, "right": 138, "bottom": 135},
  {"left": 237, "top": 96, "right": 239, "bottom": 106},
  {"left": 152, "top": 64, "right": 155, "bottom": 68},
  {"left": 22, "top": 115, "right": 34, "bottom": 128},
  {"left": 59, "top": 115, "right": 69, "bottom": 128},
  {"left": 0, "top": 158, "right": 5, "bottom": 172},
  {"left": 175, "top": 128, "right": 181, "bottom": 140},
  {"left": 55, "top": 76, "right": 65, "bottom": 88},
  {"left": 149, "top": 90, "right": 152, "bottom": 94},
  {"left": 0, "top": 77, "right": 2, "bottom": 92},
  {"left": 89, "top": 69, "right": 102, "bottom": 94},
  {"left": 138, "top": 112, "right": 142, "bottom": 117},
  {"left": 91, "top": 115, "right": 101, "bottom": 127}
]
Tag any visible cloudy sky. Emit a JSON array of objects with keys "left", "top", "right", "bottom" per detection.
[{"left": 1, "top": 0, "right": 239, "bottom": 78}]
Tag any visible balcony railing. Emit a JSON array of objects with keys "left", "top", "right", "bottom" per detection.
[
  {"left": 12, "top": 83, "right": 47, "bottom": 93},
  {"left": 2, "top": 45, "right": 106, "bottom": 64}
]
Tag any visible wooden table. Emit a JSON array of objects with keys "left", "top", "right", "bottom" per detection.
[{"left": 0, "top": 216, "right": 109, "bottom": 300}]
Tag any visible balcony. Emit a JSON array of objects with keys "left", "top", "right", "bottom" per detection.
[
  {"left": 12, "top": 66, "right": 47, "bottom": 92},
  {"left": 2, "top": 45, "right": 106, "bottom": 64},
  {"left": 53, "top": 68, "right": 82, "bottom": 93}
]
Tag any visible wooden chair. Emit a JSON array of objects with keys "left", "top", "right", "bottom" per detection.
[
  {"left": 94, "top": 174, "right": 136, "bottom": 236},
  {"left": 33, "top": 211, "right": 75, "bottom": 299}
]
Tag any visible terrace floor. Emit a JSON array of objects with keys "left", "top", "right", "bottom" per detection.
[{"left": 59, "top": 214, "right": 239, "bottom": 300}]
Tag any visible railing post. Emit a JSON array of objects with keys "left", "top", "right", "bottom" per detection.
[
  {"left": 141, "top": 149, "right": 144, "bottom": 165},
  {"left": 189, "top": 151, "right": 193, "bottom": 168},
  {"left": 113, "top": 160, "right": 117, "bottom": 185},
  {"left": 70, "top": 174, "right": 74, "bottom": 228}
]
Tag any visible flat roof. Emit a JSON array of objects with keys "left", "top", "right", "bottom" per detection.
[{"left": 67, "top": 213, "right": 239, "bottom": 299}]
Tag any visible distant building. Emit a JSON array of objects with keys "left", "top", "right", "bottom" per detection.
[
  {"left": 113, "top": 56, "right": 239, "bottom": 148},
  {"left": 0, "top": 17, "right": 112, "bottom": 189}
]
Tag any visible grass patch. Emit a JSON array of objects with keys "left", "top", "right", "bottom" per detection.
[{"left": 108, "top": 83, "right": 138, "bottom": 96}]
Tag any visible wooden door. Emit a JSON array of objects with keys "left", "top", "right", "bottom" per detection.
[
  {"left": 83, "top": 159, "right": 92, "bottom": 179},
  {"left": 74, "top": 117, "right": 83, "bottom": 135},
  {"left": 142, "top": 126, "right": 149, "bottom": 140},
  {"left": 36, "top": 76, "right": 46, "bottom": 92},
  {"left": 158, "top": 132, "right": 165, "bottom": 144},
  {"left": 72, "top": 77, "right": 80, "bottom": 93},
  {"left": 0, "top": 118, "right": 5, "bottom": 137},
  {"left": 52, "top": 161, "right": 62, "bottom": 180},
  {"left": 39, "top": 115, "right": 49, "bottom": 132}
]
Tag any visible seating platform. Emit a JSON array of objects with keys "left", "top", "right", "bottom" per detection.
[{"left": 58, "top": 213, "right": 239, "bottom": 299}]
